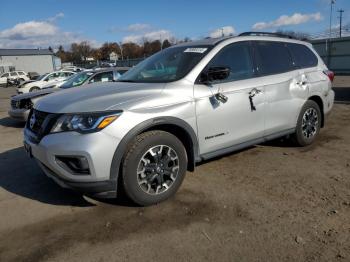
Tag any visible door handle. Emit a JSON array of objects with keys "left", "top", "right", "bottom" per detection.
[
  {"left": 297, "top": 74, "right": 308, "bottom": 86},
  {"left": 296, "top": 80, "right": 307, "bottom": 86},
  {"left": 248, "top": 88, "right": 262, "bottom": 112},
  {"left": 249, "top": 88, "right": 262, "bottom": 97}
]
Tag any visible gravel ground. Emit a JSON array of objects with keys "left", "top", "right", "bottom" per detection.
[{"left": 0, "top": 80, "right": 349, "bottom": 262}]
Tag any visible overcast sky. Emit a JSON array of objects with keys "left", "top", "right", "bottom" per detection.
[{"left": 0, "top": 0, "right": 349, "bottom": 49}]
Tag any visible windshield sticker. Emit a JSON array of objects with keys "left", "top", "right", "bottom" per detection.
[{"left": 184, "top": 48, "right": 208, "bottom": 53}]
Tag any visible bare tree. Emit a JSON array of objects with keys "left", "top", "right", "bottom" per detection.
[{"left": 276, "top": 30, "right": 311, "bottom": 40}]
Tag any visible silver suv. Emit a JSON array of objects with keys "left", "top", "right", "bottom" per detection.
[{"left": 23, "top": 32, "right": 335, "bottom": 206}]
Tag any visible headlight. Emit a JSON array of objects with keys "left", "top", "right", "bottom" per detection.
[{"left": 51, "top": 111, "right": 122, "bottom": 134}]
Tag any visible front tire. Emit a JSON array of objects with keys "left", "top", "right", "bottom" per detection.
[
  {"left": 292, "top": 100, "right": 321, "bottom": 146},
  {"left": 29, "top": 86, "right": 40, "bottom": 92},
  {"left": 122, "top": 130, "right": 187, "bottom": 206}
]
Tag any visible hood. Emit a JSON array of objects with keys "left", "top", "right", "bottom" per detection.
[
  {"left": 22, "top": 80, "right": 42, "bottom": 88},
  {"left": 35, "top": 82, "right": 165, "bottom": 113},
  {"left": 12, "top": 88, "right": 59, "bottom": 101},
  {"left": 18, "top": 80, "right": 36, "bottom": 88}
]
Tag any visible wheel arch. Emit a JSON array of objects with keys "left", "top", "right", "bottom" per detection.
[
  {"left": 308, "top": 95, "right": 324, "bottom": 127},
  {"left": 29, "top": 86, "right": 40, "bottom": 92},
  {"left": 110, "top": 116, "right": 199, "bottom": 186}
]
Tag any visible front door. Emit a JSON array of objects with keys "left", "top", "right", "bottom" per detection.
[{"left": 194, "top": 41, "right": 266, "bottom": 155}]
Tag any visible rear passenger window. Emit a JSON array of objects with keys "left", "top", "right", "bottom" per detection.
[
  {"left": 254, "top": 41, "right": 294, "bottom": 76},
  {"left": 287, "top": 43, "right": 318, "bottom": 69},
  {"left": 207, "top": 41, "right": 254, "bottom": 83}
]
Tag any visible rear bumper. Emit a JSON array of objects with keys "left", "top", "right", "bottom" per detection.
[
  {"left": 324, "top": 89, "right": 335, "bottom": 115},
  {"left": 8, "top": 108, "right": 30, "bottom": 121}
]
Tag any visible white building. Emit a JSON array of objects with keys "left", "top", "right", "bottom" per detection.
[
  {"left": 109, "top": 52, "right": 119, "bottom": 61},
  {"left": 0, "top": 49, "right": 61, "bottom": 74}
]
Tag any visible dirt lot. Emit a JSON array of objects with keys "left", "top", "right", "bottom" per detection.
[{"left": 0, "top": 81, "right": 349, "bottom": 262}]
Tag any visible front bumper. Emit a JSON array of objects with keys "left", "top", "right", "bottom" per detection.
[
  {"left": 24, "top": 127, "right": 121, "bottom": 197},
  {"left": 8, "top": 108, "right": 30, "bottom": 121},
  {"left": 38, "top": 161, "right": 117, "bottom": 198}
]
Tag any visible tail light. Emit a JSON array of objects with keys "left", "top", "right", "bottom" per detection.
[{"left": 323, "top": 70, "right": 334, "bottom": 82}]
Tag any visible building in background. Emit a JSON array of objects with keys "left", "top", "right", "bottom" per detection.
[
  {"left": 0, "top": 49, "right": 61, "bottom": 74},
  {"left": 311, "top": 36, "right": 350, "bottom": 75}
]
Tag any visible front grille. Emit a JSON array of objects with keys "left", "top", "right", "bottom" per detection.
[
  {"left": 11, "top": 99, "right": 33, "bottom": 110},
  {"left": 27, "top": 110, "right": 49, "bottom": 134},
  {"left": 26, "top": 109, "right": 60, "bottom": 143},
  {"left": 11, "top": 99, "right": 19, "bottom": 109}
]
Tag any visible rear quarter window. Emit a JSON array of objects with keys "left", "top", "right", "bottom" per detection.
[
  {"left": 254, "top": 41, "right": 294, "bottom": 76},
  {"left": 287, "top": 43, "right": 318, "bottom": 69}
]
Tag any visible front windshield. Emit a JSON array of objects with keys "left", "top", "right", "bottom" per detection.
[
  {"left": 60, "top": 71, "right": 93, "bottom": 89},
  {"left": 117, "top": 45, "right": 211, "bottom": 83},
  {"left": 37, "top": 73, "right": 48, "bottom": 81}
]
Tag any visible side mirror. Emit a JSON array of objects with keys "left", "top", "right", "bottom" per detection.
[{"left": 200, "top": 66, "right": 230, "bottom": 84}]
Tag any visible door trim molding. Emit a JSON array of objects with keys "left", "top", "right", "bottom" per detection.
[{"left": 199, "top": 128, "right": 295, "bottom": 161}]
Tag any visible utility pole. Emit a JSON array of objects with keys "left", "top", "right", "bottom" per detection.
[
  {"left": 327, "top": 0, "right": 336, "bottom": 66},
  {"left": 329, "top": 0, "right": 335, "bottom": 39},
  {"left": 338, "top": 9, "right": 345, "bottom": 38},
  {"left": 160, "top": 33, "right": 162, "bottom": 50},
  {"left": 119, "top": 41, "right": 124, "bottom": 61}
]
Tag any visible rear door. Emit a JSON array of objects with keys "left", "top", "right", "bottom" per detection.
[
  {"left": 253, "top": 41, "right": 302, "bottom": 136},
  {"left": 194, "top": 41, "right": 266, "bottom": 155},
  {"left": 286, "top": 43, "right": 326, "bottom": 97}
]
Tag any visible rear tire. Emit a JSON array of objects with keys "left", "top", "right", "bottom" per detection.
[
  {"left": 121, "top": 130, "right": 187, "bottom": 206},
  {"left": 292, "top": 100, "right": 321, "bottom": 146}
]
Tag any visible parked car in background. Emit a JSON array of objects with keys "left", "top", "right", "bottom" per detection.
[
  {"left": 0, "top": 71, "right": 30, "bottom": 86},
  {"left": 9, "top": 69, "right": 123, "bottom": 121},
  {"left": 27, "top": 72, "right": 40, "bottom": 80},
  {"left": 0, "top": 75, "right": 8, "bottom": 86},
  {"left": 59, "top": 68, "right": 124, "bottom": 89},
  {"left": 17, "top": 71, "right": 75, "bottom": 94},
  {"left": 61, "top": 66, "right": 84, "bottom": 72},
  {"left": 23, "top": 33, "right": 334, "bottom": 206}
]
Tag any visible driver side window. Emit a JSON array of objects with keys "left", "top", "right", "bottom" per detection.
[
  {"left": 89, "top": 72, "right": 114, "bottom": 83},
  {"left": 207, "top": 42, "right": 254, "bottom": 83},
  {"left": 47, "top": 73, "right": 58, "bottom": 81}
]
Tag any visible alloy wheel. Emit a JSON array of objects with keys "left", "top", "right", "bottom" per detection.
[
  {"left": 302, "top": 108, "right": 319, "bottom": 139},
  {"left": 137, "top": 145, "right": 179, "bottom": 195}
]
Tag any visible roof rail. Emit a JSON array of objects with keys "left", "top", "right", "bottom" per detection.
[{"left": 238, "top": 32, "right": 296, "bottom": 40}]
